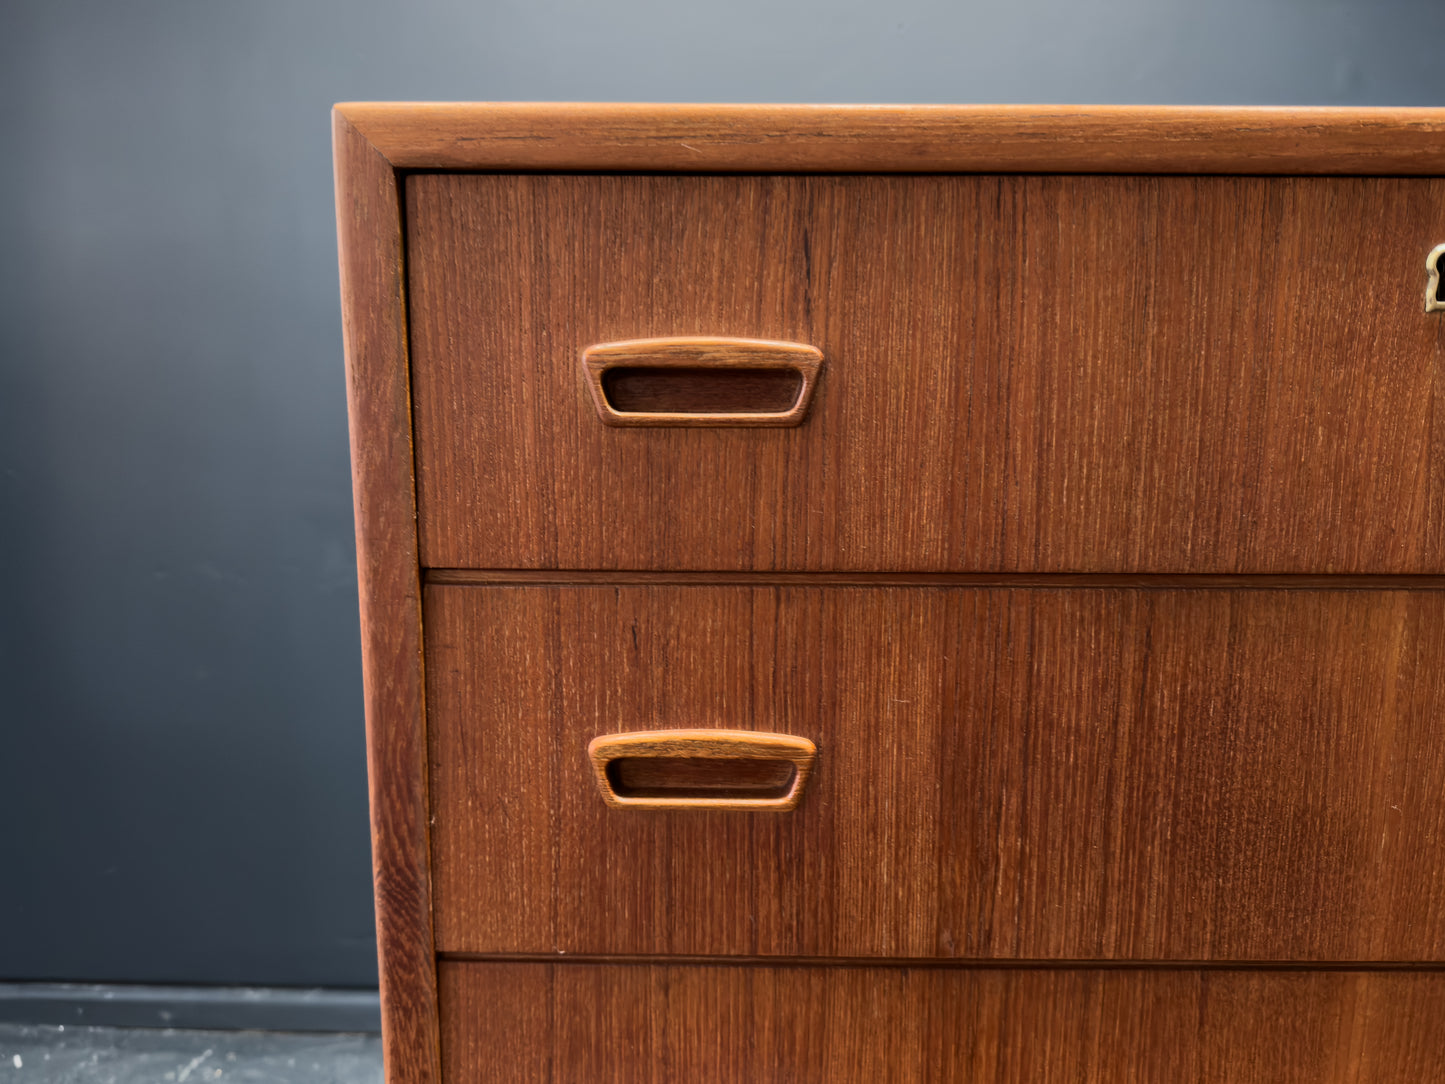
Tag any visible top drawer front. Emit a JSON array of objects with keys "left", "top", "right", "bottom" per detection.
[{"left": 407, "top": 173, "right": 1445, "bottom": 573}]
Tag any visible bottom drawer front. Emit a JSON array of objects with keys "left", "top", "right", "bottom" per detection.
[
  {"left": 425, "top": 585, "right": 1445, "bottom": 960},
  {"left": 439, "top": 962, "right": 1445, "bottom": 1083}
]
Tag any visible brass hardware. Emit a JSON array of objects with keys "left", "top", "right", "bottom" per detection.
[{"left": 1428, "top": 244, "right": 1445, "bottom": 313}]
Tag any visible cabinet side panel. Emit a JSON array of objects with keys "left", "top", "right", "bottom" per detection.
[{"left": 334, "top": 109, "right": 439, "bottom": 1084}]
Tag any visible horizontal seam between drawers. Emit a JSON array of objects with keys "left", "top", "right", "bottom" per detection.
[
  {"left": 435, "top": 953, "right": 1445, "bottom": 972},
  {"left": 424, "top": 569, "right": 1445, "bottom": 590}
]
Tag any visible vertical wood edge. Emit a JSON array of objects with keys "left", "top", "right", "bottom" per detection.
[{"left": 333, "top": 107, "right": 440, "bottom": 1084}]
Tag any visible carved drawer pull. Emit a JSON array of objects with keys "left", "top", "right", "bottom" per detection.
[
  {"left": 582, "top": 337, "right": 823, "bottom": 427},
  {"left": 588, "top": 729, "right": 816, "bottom": 810}
]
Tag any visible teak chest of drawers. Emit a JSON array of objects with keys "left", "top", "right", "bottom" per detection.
[{"left": 334, "top": 104, "right": 1445, "bottom": 1083}]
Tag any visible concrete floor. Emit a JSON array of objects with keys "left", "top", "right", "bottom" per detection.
[{"left": 0, "top": 1024, "right": 381, "bottom": 1083}]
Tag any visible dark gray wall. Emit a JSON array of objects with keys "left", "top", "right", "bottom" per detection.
[{"left": 1, "top": 0, "right": 1441, "bottom": 990}]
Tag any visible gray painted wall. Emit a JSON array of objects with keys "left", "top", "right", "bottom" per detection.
[{"left": 1, "top": 0, "right": 1441, "bottom": 991}]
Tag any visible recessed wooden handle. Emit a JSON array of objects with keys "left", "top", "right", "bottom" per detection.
[
  {"left": 581, "top": 337, "right": 823, "bottom": 427},
  {"left": 587, "top": 729, "right": 816, "bottom": 810}
]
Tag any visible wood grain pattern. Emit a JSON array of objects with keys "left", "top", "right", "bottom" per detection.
[
  {"left": 438, "top": 961, "right": 1445, "bottom": 1083},
  {"left": 337, "top": 102, "right": 1445, "bottom": 174},
  {"left": 582, "top": 336, "right": 822, "bottom": 426},
  {"left": 340, "top": 107, "right": 1445, "bottom": 1080},
  {"left": 407, "top": 172, "right": 1445, "bottom": 573},
  {"left": 587, "top": 729, "right": 815, "bottom": 810},
  {"left": 332, "top": 110, "right": 440, "bottom": 1084},
  {"left": 425, "top": 585, "right": 1445, "bottom": 961}
]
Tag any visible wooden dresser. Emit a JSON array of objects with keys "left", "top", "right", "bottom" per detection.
[{"left": 334, "top": 104, "right": 1445, "bottom": 1083}]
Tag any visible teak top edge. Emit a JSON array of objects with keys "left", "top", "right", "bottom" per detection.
[{"left": 334, "top": 102, "right": 1445, "bottom": 175}]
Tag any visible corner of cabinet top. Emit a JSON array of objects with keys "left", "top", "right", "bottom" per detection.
[{"left": 331, "top": 102, "right": 1445, "bottom": 176}]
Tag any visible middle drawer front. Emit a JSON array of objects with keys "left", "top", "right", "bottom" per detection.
[{"left": 425, "top": 584, "right": 1445, "bottom": 962}]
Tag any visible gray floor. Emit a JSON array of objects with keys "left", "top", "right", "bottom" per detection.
[{"left": 0, "top": 1025, "right": 381, "bottom": 1083}]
